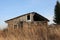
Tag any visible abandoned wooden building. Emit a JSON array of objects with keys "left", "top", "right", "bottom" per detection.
[{"left": 5, "top": 12, "right": 49, "bottom": 29}]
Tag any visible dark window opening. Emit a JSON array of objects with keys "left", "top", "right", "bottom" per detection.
[
  {"left": 14, "top": 25, "right": 17, "bottom": 29},
  {"left": 27, "top": 15, "right": 30, "bottom": 20},
  {"left": 18, "top": 22, "right": 20, "bottom": 28},
  {"left": 18, "top": 21, "right": 23, "bottom": 28},
  {"left": 20, "top": 21, "right": 23, "bottom": 28}
]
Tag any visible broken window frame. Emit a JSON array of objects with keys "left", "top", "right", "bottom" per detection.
[
  {"left": 18, "top": 21, "right": 23, "bottom": 28},
  {"left": 14, "top": 25, "right": 17, "bottom": 29},
  {"left": 27, "top": 14, "right": 30, "bottom": 20}
]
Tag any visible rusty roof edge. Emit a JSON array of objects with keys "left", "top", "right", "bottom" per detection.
[
  {"left": 5, "top": 12, "right": 35, "bottom": 22},
  {"left": 5, "top": 12, "right": 49, "bottom": 22}
]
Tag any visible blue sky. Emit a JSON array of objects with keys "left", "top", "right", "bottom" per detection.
[{"left": 0, "top": 0, "right": 58, "bottom": 29}]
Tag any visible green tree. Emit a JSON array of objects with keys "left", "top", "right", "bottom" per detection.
[{"left": 53, "top": 1, "right": 60, "bottom": 24}]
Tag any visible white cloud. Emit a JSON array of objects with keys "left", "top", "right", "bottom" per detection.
[
  {"left": 0, "top": 20, "right": 7, "bottom": 30},
  {"left": 47, "top": 16, "right": 54, "bottom": 24}
]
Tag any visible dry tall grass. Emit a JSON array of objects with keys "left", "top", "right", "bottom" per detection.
[
  {"left": 0, "top": 22, "right": 60, "bottom": 40},
  {"left": 48, "top": 25, "right": 60, "bottom": 40}
]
